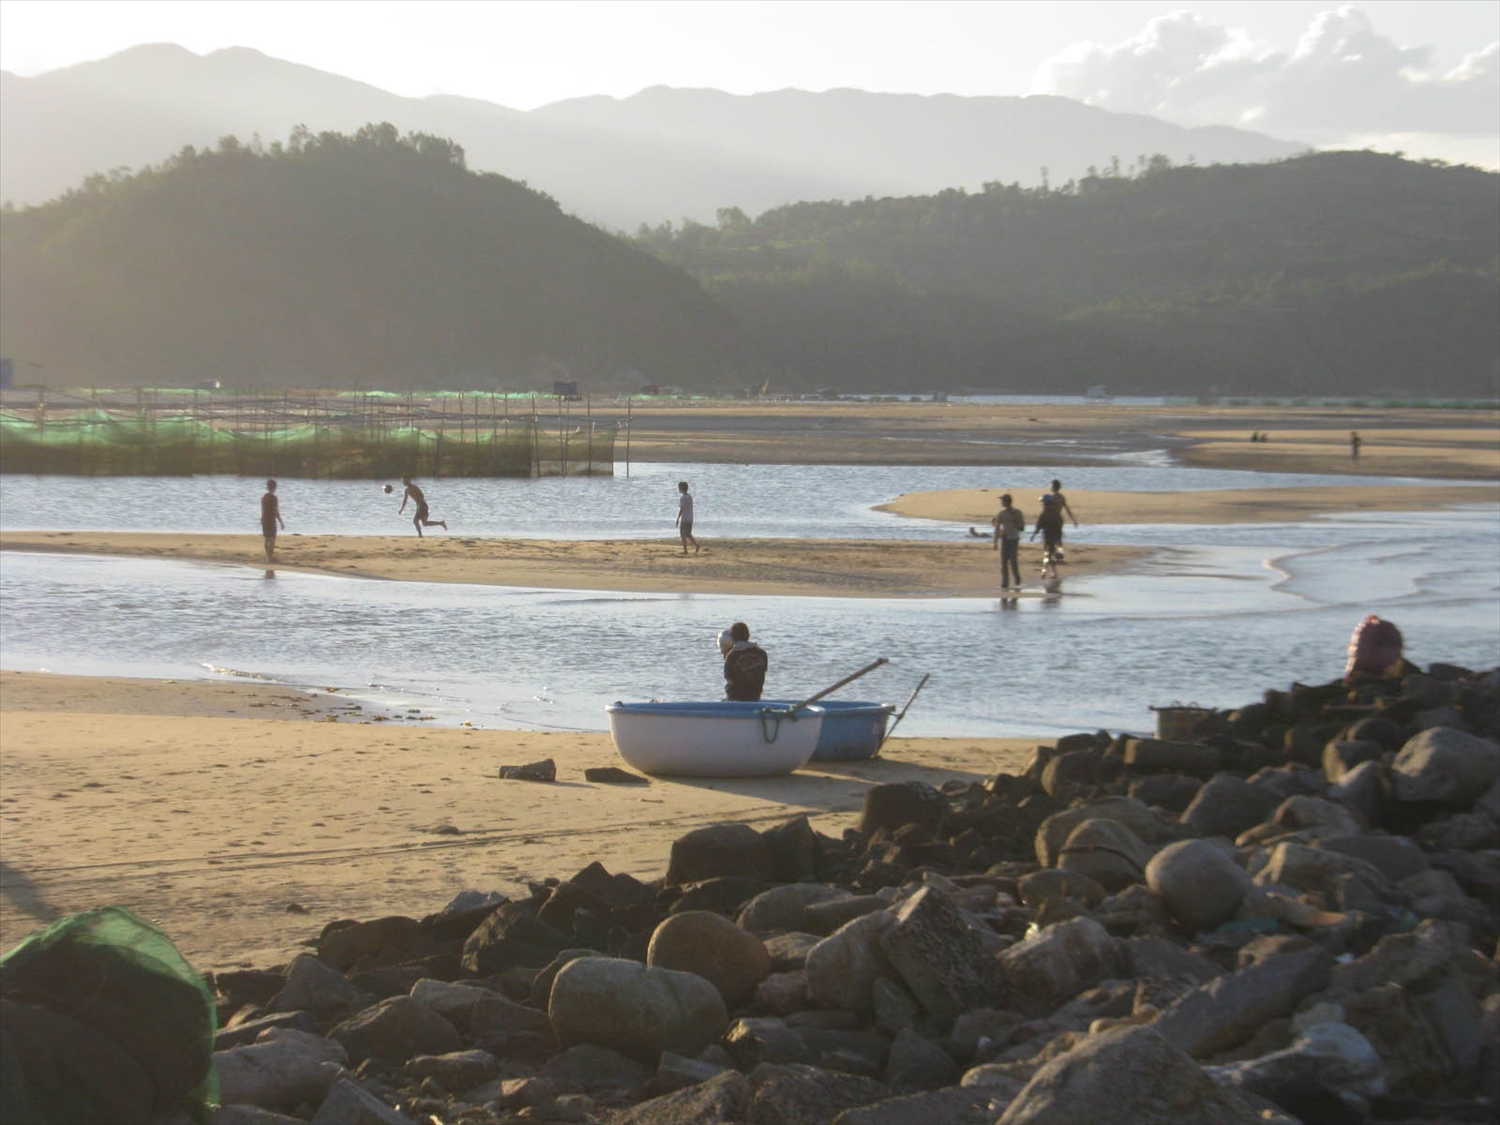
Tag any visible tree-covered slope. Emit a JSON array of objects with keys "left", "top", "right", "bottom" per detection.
[
  {"left": 0, "top": 124, "right": 764, "bottom": 390},
  {"left": 635, "top": 151, "right": 1500, "bottom": 396}
]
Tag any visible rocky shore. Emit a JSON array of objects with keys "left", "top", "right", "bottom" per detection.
[{"left": 6, "top": 661, "right": 1500, "bottom": 1125}]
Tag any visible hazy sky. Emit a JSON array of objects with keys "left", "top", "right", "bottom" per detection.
[{"left": 2, "top": 0, "right": 1497, "bottom": 166}]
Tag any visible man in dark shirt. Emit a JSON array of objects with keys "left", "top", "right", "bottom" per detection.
[{"left": 719, "top": 621, "right": 768, "bottom": 701}]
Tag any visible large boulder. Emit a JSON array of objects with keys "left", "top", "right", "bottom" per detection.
[
  {"left": 877, "top": 887, "right": 1007, "bottom": 1025},
  {"left": 804, "top": 909, "right": 899, "bottom": 1018},
  {"left": 460, "top": 902, "right": 572, "bottom": 974},
  {"left": 738, "top": 884, "right": 853, "bottom": 934},
  {"left": 998, "top": 917, "right": 1121, "bottom": 1017},
  {"left": 747, "top": 1062, "right": 891, "bottom": 1125},
  {"left": 647, "top": 910, "right": 772, "bottom": 1007},
  {"left": 665, "top": 823, "right": 776, "bottom": 886},
  {"left": 1145, "top": 839, "right": 1251, "bottom": 934},
  {"left": 547, "top": 956, "right": 727, "bottom": 1063},
  {"left": 1035, "top": 798, "right": 1162, "bottom": 867},
  {"left": 1152, "top": 945, "right": 1334, "bottom": 1058},
  {"left": 1390, "top": 727, "right": 1500, "bottom": 806},
  {"left": 1056, "top": 818, "right": 1154, "bottom": 891},
  {"left": 1206, "top": 1022, "right": 1387, "bottom": 1118},
  {"left": 1179, "top": 775, "right": 1282, "bottom": 839},
  {"left": 327, "top": 996, "right": 462, "bottom": 1066},
  {"left": 214, "top": 1027, "right": 348, "bottom": 1109},
  {"left": 997, "top": 1025, "right": 1265, "bottom": 1125}
]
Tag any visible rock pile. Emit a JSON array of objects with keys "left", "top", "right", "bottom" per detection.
[{"left": 178, "top": 665, "right": 1500, "bottom": 1121}]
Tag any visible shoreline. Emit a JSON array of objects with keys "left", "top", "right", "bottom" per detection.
[{"left": 0, "top": 671, "right": 1037, "bottom": 971}]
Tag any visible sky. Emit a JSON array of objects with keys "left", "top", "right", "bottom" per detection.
[{"left": 1, "top": 0, "right": 1497, "bottom": 167}]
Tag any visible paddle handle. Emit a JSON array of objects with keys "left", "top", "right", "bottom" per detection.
[
  {"left": 790, "top": 657, "right": 889, "bottom": 713},
  {"left": 881, "top": 672, "right": 930, "bottom": 744}
]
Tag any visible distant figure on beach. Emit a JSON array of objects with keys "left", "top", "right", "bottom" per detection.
[
  {"left": 1032, "top": 494, "right": 1064, "bottom": 571},
  {"left": 260, "top": 479, "right": 283, "bottom": 563},
  {"left": 399, "top": 476, "right": 447, "bottom": 537},
  {"left": 719, "top": 621, "right": 768, "bottom": 701},
  {"left": 1050, "top": 479, "right": 1078, "bottom": 528},
  {"left": 992, "top": 492, "right": 1025, "bottom": 591},
  {"left": 676, "top": 480, "right": 700, "bottom": 555},
  {"left": 1350, "top": 431, "right": 1361, "bottom": 460}
]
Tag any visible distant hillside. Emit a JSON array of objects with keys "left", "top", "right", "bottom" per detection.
[
  {"left": 635, "top": 151, "right": 1500, "bottom": 397},
  {"left": 0, "top": 44, "right": 1308, "bottom": 229},
  {"left": 0, "top": 126, "right": 762, "bottom": 390}
]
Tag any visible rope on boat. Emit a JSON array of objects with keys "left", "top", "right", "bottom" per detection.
[{"left": 757, "top": 706, "right": 803, "bottom": 744}]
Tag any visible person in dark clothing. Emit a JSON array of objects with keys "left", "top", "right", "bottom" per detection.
[
  {"left": 992, "top": 492, "right": 1025, "bottom": 590},
  {"left": 260, "top": 479, "right": 284, "bottom": 563},
  {"left": 719, "top": 621, "right": 768, "bottom": 701},
  {"left": 1031, "top": 494, "right": 1064, "bottom": 573}
]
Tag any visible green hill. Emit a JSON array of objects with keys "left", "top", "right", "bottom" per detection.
[
  {"left": 635, "top": 151, "right": 1500, "bottom": 397},
  {"left": 0, "top": 124, "right": 764, "bottom": 390}
]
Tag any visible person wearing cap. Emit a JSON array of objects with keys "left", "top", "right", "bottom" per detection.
[
  {"left": 992, "top": 492, "right": 1025, "bottom": 590},
  {"left": 719, "top": 621, "right": 768, "bottom": 701}
]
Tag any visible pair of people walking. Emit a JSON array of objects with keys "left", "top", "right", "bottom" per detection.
[{"left": 992, "top": 480, "right": 1077, "bottom": 590}]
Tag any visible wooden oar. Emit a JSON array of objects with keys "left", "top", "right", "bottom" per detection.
[
  {"left": 880, "top": 672, "right": 930, "bottom": 746},
  {"left": 788, "top": 657, "right": 889, "bottom": 714}
]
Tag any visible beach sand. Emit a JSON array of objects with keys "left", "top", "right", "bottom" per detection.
[
  {"left": 0, "top": 671, "right": 1034, "bottom": 971},
  {"left": 2, "top": 402, "right": 1495, "bottom": 969}
]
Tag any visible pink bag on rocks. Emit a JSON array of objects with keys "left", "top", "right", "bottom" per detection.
[{"left": 1344, "top": 615, "right": 1404, "bottom": 679}]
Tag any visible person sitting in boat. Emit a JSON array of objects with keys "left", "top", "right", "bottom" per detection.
[{"left": 719, "top": 622, "right": 768, "bottom": 702}]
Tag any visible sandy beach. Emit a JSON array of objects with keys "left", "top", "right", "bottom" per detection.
[
  {"left": 1, "top": 402, "right": 1496, "bottom": 970},
  {"left": 0, "top": 671, "right": 1034, "bottom": 971}
]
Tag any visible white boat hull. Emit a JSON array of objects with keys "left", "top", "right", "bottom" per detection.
[{"left": 605, "top": 701, "right": 826, "bottom": 777}]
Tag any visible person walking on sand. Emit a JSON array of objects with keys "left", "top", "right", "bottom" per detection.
[
  {"left": 992, "top": 492, "right": 1025, "bottom": 591},
  {"left": 1050, "top": 479, "right": 1078, "bottom": 528},
  {"left": 719, "top": 621, "right": 768, "bottom": 701},
  {"left": 1350, "top": 431, "right": 1361, "bottom": 461},
  {"left": 1032, "top": 493, "right": 1064, "bottom": 572},
  {"left": 260, "top": 479, "right": 284, "bottom": 563},
  {"left": 676, "top": 480, "right": 700, "bottom": 555},
  {"left": 399, "top": 475, "right": 447, "bottom": 537}
]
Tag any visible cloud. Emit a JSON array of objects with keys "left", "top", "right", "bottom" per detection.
[{"left": 1033, "top": 5, "right": 1499, "bottom": 144}]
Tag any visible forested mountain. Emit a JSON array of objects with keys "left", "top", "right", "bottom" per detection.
[
  {"left": 0, "top": 44, "right": 1306, "bottom": 230},
  {"left": 635, "top": 151, "right": 1500, "bottom": 397},
  {"left": 0, "top": 126, "right": 764, "bottom": 390}
]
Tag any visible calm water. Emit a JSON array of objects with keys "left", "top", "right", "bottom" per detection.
[{"left": 1, "top": 462, "right": 1496, "bottom": 738}]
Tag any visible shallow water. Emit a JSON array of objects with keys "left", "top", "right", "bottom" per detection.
[
  {"left": 2, "top": 500, "right": 1496, "bottom": 738},
  {"left": 0, "top": 461, "right": 1475, "bottom": 541}
]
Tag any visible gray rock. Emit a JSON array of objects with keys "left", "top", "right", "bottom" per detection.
[
  {"left": 1124, "top": 935, "right": 1223, "bottom": 987},
  {"left": 402, "top": 1048, "right": 500, "bottom": 1091},
  {"left": 666, "top": 823, "right": 777, "bottom": 886},
  {"left": 497, "top": 758, "right": 556, "bottom": 781},
  {"left": 308, "top": 1078, "right": 416, "bottom": 1125},
  {"left": 214, "top": 1028, "right": 348, "bottom": 1109},
  {"left": 1092, "top": 883, "right": 1173, "bottom": 936},
  {"left": 804, "top": 908, "right": 898, "bottom": 1018},
  {"left": 1123, "top": 738, "right": 1222, "bottom": 777},
  {"left": 1323, "top": 739, "right": 1384, "bottom": 783},
  {"left": 652, "top": 1049, "right": 732, "bottom": 1094},
  {"left": 996, "top": 1025, "right": 1264, "bottom": 1124},
  {"left": 1410, "top": 974, "right": 1486, "bottom": 1077},
  {"left": 755, "top": 971, "right": 808, "bottom": 1015},
  {"left": 460, "top": 901, "right": 573, "bottom": 974},
  {"left": 762, "top": 930, "right": 823, "bottom": 971},
  {"left": 648, "top": 909, "right": 772, "bottom": 1007},
  {"left": 884, "top": 1026, "right": 959, "bottom": 1091},
  {"left": 804, "top": 894, "right": 890, "bottom": 935},
  {"left": 1035, "top": 797, "right": 1162, "bottom": 867},
  {"left": 723, "top": 1017, "right": 816, "bottom": 1068},
  {"left": 832, "top": 1087, "right": 1007, "bottom": 1125},
  {"left": 1152, "top": 946, "right": 1334, "bottom": 1058},
  {"left": 1056, "top": 818, "right": 1154, "bottom": 891},
  {"left": 609, "top": 1069, "right": 750, "bottom": 1125},
  {"left": 1207, "top": 1021, "right": 1386, "bottom": 1114},
  {"left": 1477, "top": 777, "right": 1500, "bottom": 821},
  {"left": 1128, "top": 773, "right": 1206, "bottom": 813},
  {"left": 859, "top": 782, "right": 945, "bottom": 837},
  {"left": 269, "top": 953, "right": 368, "bottom": 1017},
  {"left": 548, "top": 956, "right": 727, "bottom": 1063},
  {"left": 877, "top": 886, "right": 1008, "bottom": 1024},
  {"left": 1179, "top": 775, "right": 1282, "bottom": 839},
  {"left": 538, "top": 1042, "right": 652, "bottom": 1093},
  {"left": 215, "top": 1010, "right": 320, "bottom": 1050},
  {"left": 1252, "top": 840, "right": 1392, "bottom": 902},
  {"left": 1146, "top": 838, "right": 1251, "bottom": 933},
  {"left": 998, "top": 917, "right": 1120, "bottom": 1017},
  {"left": 746, "top": 1062, "right": 890, "bottom": 1125},
  {"left": 1325, "top": 760, "right": 1386, "bottom": 826},
  {"left": 1316, "top": 834, "right": 1430, "bottom": 883},
  {"left": 584, "top": 766, "right": 649, "bottom": 784},
  {"left": 317, "top": 916, "right": 422, "bottom": 971},
  {"left": 870, "top": 975, "right": 922, "bottom": 1035},
  {"left": 328, "top": 996, "right": 462, "bottom": 1066},
  {"left": 738, "top": 884, "right": 853, "bottom": 934},
  {"left": 1017, "top": 869, "right": 1107, "bottom": 908},
  {"left": 1392, "top": 727, "right": 1500, "bottom": 806},
  {"left": 1240, "top": 796, "right": 1363, "bottom": 845},
  {"left": 407, "top": 977, "right": 551, "bottom": 1040}
]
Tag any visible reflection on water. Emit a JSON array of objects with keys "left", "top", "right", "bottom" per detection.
[{"left": 3, "top": 501, "right": 1496, "bottom": 738}]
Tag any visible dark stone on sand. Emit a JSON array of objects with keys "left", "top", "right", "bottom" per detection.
[{"left": 497, "top": 758, "right": 556, "bottom": 782}]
